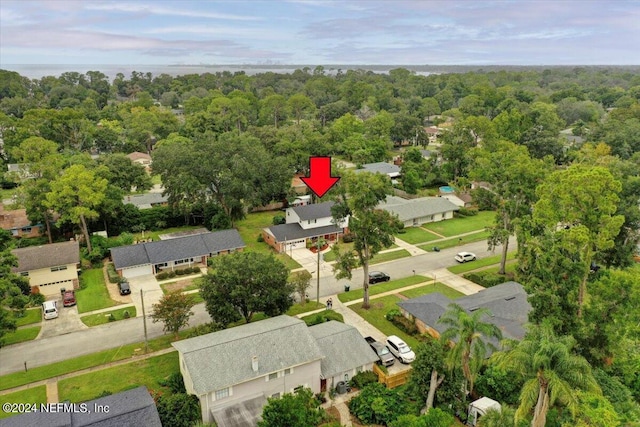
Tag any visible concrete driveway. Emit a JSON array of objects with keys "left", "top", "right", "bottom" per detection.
[
  {"left": 127, "top": 274, "right": 164, "bottom": 317},
  {"left": 38, "top": 299, "right": 88, "bottom": 339}
]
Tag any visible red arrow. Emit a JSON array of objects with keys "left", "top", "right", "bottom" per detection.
[{"left": 301, "top": 156, "right": 340, "bottom": 198}]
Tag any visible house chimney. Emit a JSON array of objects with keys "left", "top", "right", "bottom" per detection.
[{"left": 251, "top": 356, "right": 258, "bottom": 373}]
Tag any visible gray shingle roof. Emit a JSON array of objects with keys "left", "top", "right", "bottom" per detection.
[
  {"left": 378, "top": 196, "right": 459, "bottom": 222},
  {"left": 398, "top": 282, "right": 531, "bottom": 341},
  {"left": 265, "top": 223, "right": 343, "bottom": 242},
  {"left": 0, "top": 386, "right": 161, "bottom": 427},
  {"left": 12, "top": 241, "right": 80, "bottom": 273},
  {"left": 309, "top": 321, "right": 378, "bottom": 378},
  {"left": 123, "top": 192, "right": 168, "bottom": 209},
  {"left": 291, "top": 201, "right": 335, "bottom": 221},
  {"left": 110, "top": 229, "right": 245, "bottom": 269},
  {"left": 172, "top": 315, "right": 324, "bottom": 395},
  {"left": 354, "top": 162, "right": 401, "bottom": 176}
]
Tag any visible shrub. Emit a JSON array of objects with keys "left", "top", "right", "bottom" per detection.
[
  {"left": 385, "top": 309, "right": 402, "bottom": 321},
  {"left": 156, "top": 393, "right": 201, "bottom": 427},
  {"left": 108, "top": 313, "right": 116, "bottom": 322},
  {"left": 272, "top": 214, "right": 286, "bottom": 225},
  {"left": 107, "top": 263, "right": 120, "bottom": 283},
  {"left": 302, "top": 310, "right": 344, "bottom": 326},
  {"left": 350, "top": 371, "right": 378, "bottom": 389},
  {"left": 159, "top": 371, "right": 187, "bottom": 394},
  {"left": 29, "top": 292, "right": 45, "bottom": 306},
  {"left": 156, "top": 272, "right": 169, "bottom": 280},
  {"left": 457, "top": 207, "right": 478, "bottom": 217},
  {"left": 186, "top": 322, "right": 223, "bottom": 338},
  {"left": 167, "top": 271, "right": 177, "bottom": 278},
  {"left": 386, "top": 309, "right": 418, "bottom": 335},
  {"left": 348, "top": 383, "right": 414, "bottom": 425},
  {"left": 123, "top": 310, "right": 131, "bottom": 319},
  {"left": 342, "top": 233, "right": 355, "bottom": 243},
  {"left": 175, "top": 269, "right": 186, "bottom": 276},
  {"left": 463, "top": 271, "right": 509, "bottom": 288},
  {"left": 257, "top": 233, "right": 264, "bottom": 242}
]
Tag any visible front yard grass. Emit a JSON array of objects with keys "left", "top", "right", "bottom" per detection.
[
  {"left": 399, "top": 283, "right": 465, "bottom": 300},
  {"left": 338, "top": 275, "right": 429, "bottom": 303},
  {"left": 370, "top": 249, "right": 411, "bottom": 265},
  {"left": 286, "top": 300, "right": 325, "bottom": 316},
  {"left": 350, "top": 295, "right": 420, "bottom": 349},
  {"left": 0, "top": 386, "right": 47, "bottom": 420},
  {"left": 76, "top": 269, "right": 117, "bottom": 314},
  {"left": 235, "top": 211, "right": 302, "bottom": 270},
  {"left": 422, "top": 211, "right": 495, "bottom": 237},
  {"left": 396, "top": 227, "right": 440, "bottom": 244},
  {"left": 2, "top": 326, "right": 41, "bottom": 346},
  {"left": 418, "top": 230, "right": 490, "bottom": 252},
  {"left": 80, "top": 306, "right": 137, "bottom": 327},
  {"left": 448, "top": 252, "right": 517, "bottom": 274},
  {"left": 323, "top": 242, "right": 399, "bottom": 263},
  {"left": 14, "top": 308, "right": 42, "bottom": 327},
  {"left": 58, "top": 352, "right": 179, "bottom": 403}
]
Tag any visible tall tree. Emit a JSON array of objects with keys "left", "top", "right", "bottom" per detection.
[
  {"left": 533, "top": 164, "right": 624, "bottom": 316},
  {"left": 331, "top": 171, "right": 401, "bottom": 309},
  {"left": 200, "top": 252, "right": 293, "bottom": 326},
  {"left": 0, "top": 229, "right": 29, "bottom": 346},
  {"left": 438, "top": 304, "right": 502, "bottom": 397},
  {"left": 289, "top": 270, "right": 312, "bottom": 305},
  {"left": 258, "top": 388, "right": 324, "bottom": 427},
  {"left": 45, "top": 164, "right": 108, "bottom": 253},
  {"left": 493, "top": 324, "right": 601, "bottom": 427},
  {"left": 409, "top": 339, "right": 449, "bottom": 414}
]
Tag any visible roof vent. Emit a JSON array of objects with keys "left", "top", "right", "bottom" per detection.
[{"left": 251, "top": 356, "right": 258, "bottom": 373}]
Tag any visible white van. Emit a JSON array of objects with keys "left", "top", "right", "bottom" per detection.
[{"left": 42, "top": 300, "right": 59, "bottom": 320}]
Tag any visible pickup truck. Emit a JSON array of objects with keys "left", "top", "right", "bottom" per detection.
[{"left": 365, "top": 336, "right": 395, "bottom": 366}]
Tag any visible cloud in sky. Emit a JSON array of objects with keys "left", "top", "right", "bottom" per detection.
[{"left": 1, "top": 0, "right": 638, "bottom": 65}]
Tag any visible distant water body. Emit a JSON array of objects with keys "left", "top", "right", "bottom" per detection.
[{"left": 2, "top": 64, "right": 438, "bottom": 80}]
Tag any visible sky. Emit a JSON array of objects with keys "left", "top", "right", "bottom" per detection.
[{"left": 1, "top": 0, "right": 639, "bottom": 66}]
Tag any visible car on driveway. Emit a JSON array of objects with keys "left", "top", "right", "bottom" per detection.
[
  {"left": 62, "top": 290, "right": 76, "bottom": 307},
  {"left": 118, "top": 281, "right": 131, "bottom": 295},
  {"left": 455, "top": 252, "right": 477, "bottom": 263},
  {"left": 386, "top": 335, "right": 415, "bottom": 363},
  {"left": 368, "top": 271, "right": 390, "bottom": 284},
  {"left": 365, "top": 336, "right": 395, "bottom": 366}
]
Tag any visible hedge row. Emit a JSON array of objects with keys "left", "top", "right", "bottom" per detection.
[{"left": 156, "top": 266, "right": 202, "bottom": 280}]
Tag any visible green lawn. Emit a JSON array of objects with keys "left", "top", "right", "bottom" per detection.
[
  {"left": 399, "top": 283, "right": 465, "bottom": 300},
  {"left": 422, "top": 211, "right": 495, "bottom": 237},
  {"left": 159, "top": 279, "right": 201, "bottom": 294},
  {"left": 0, "top": 386, "right": 47, "bottom": 420},
  {"left": 418, "top": 230, "right": 491, "bottom": 252},
  {"left": 2, "top": 326, "right": 40, "bottom": 346},
  {"left": 370, "top": 249, "right": 412, "bottom": 265},
  {"left": 14, "top": 308, "right": 42, "bottom": 327},
  {"left": 396, "top": 227, "right": 440, "bottom": 244},
  {"left": 350, "top": 295, "right": 420, "bottom": 349},
  {"left": 76, "top": 269, "right": 117, "bottom": 314},
  {"left": 80, "top": 306, "right": 137, "bottom": 327},
  {"left": 338, "top": 275, "right": 429, "bottom": 303},
  {"left": 286, "top": 300, "right": 325, "bottom": 316},
  {"left": 323, "top": 242, "right": 399, "bottom": 263},
  {"left": 58, "top": 352, "right": 179, "bottom": 403},
  {"left": 448, "top": 252, "right": 517, "bottom": 274},
  {"left": 235, "top": 211, "right": 302, "bottom": 270},
  {"left": 0, "top": 333, "right": 185, "bottom": 392}
]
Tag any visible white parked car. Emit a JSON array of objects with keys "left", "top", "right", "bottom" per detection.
[
  {"left": 386, "top": 335, "right": 416, "bottom": 363},
  {"left": 455, "top": 252, "right": 477, "bottom": 263}
]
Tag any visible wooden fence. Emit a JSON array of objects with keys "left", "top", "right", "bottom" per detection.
[{"left": 373, "top": 364, "right": 412, "bottom": 389}]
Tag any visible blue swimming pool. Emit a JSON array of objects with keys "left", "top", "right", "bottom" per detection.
[{"left": 439, "top": 186, "right": 455, "bottom": 193}]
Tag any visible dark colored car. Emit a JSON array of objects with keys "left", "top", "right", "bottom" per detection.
[
  {"left": 62, "top": 290, "right": 76, "bottom": 307},
  {"left": 365, "top": 336, "right": 395, "bottom": 366},
  {"left": 118, "top": 281, "right": 131, "bottom": 295},
  {"left": 368, "top": 271, "right": 390, "bottom": 284}
]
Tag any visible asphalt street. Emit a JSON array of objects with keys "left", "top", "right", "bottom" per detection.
[{"left": 0, "top": 238, "right": 508, "bottom": 376}]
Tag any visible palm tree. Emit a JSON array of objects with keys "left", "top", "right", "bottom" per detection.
[
  {"left": 477, "top": 406, "right": 516, "bottom": 427},
  {"left": 438, "top": 303, "right": 502, "bottom": 397},
  {"left": 492, "top": 325, "right": 600, "bottom": 427}
]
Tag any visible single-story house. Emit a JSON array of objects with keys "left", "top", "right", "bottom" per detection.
[
  {"left": 172, "top": 315, "right": 324, "bottom": 426},
  {"left": 398, "top": 282, "right": 531, "bottom": 347},
  {"left": 123, "top": 192, "right": 169, "bottom": 210},
  {"left": 354, "top": 162, "right": 401, "bottom": 180},
  {"left": 263, "top": 201, "right": 348, "bottom": 253},
  {"left": 0, "top": 204, "right": 42, "bottom": 238},
  {"left": 378, "top": 195, "right": 459, "bottom": 227},
  {"left": 0, "top": 386, "right": 162, "bottom": 427},
  {"left": 110, "top": 229, "right": 245, "bottom": 279},
  {"left": 11, "top": 241, "right": 80, "bottom": 297},
  {"left": 309, "top": 321, "right": 379, "bottom": 391},
  {"left": 127, "top": 151, "right": 152, "bottom": 169}
]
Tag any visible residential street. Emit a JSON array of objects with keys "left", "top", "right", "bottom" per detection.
[{"left": 0, "top": 238, "right": 510, "bottom": 376}]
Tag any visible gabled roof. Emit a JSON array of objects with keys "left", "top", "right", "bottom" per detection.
[
  {"left": 0, "top": 204, "right": 34, "bottom": 230},
  {"left": 123, "top": 192, "right": 169, "bottom": 209},
  {"left": 126, "top": 151, "right": 152, "bottom": 162},
  {"left": 398, "top": 282, "right": 531, "bottom": 341},
  {"left": 172, "top": 315, "right": 324, "bottom": 395},
  {"left": 12, "top": 241, "right": 80, "bottom": 273},
  {"left": 378, "top": 196, "right": 459, "bottom": 222},
  {"left": 291, "top": 201, "right": 335, "bottom": 221},
  {"left": 354, "top": 162, "right": 401, "bottom": 176},
  {"left": 0, "top": 386, "right": 162, "bottom": 427},
  {"left": 110, "top": 229, "right": 245, "bottom": 269},
  {"left": 265, "top": 223, "right": 343, "bottom": 242},
  {"left": 309, "top": 321, "right": 378, "bottom": 378}
]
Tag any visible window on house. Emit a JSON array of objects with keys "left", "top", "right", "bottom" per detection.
[
  {"left": 271, "top": 393, "right": 280, "bottom": 399},
  {"left": 293, "top": 385, "right": 304, "bottom": 393},
  {"left": 50, "top": 266, "right": 68, "bottom": 272},
  {"left": 20, "top": 272, "right": 29, "bottom": 277},
  {"left": 284, "top": 368, "right": 292, "bottom": 375},
  {"left": 268, "top": 372, "right": 278, "bottom": 381},
  {"left": 215, "top": 388, "right": 229, "bottom": 400},
  {"left": 174, "top": 258, "right": 191, "bottom": 265}
]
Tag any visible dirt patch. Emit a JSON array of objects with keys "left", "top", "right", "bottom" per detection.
[
  {"left": 323, "top": 406, "right": 340, "bottom": 424},
  {"left": 162, "top": 279, "right": 196, "bottom": 293}
]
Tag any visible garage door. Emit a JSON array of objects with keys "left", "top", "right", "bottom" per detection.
[
  {"left": 286, "top": 239, "right": 306, "bottom": 250},
  {"left": 122, "top": 264, "right": 153, "bottom": 278}
]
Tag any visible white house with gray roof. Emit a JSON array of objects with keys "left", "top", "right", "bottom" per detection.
[
  {"left": 262, "top": 201, "right": 348, "bottom": 252},
  {"left": 110, "top": 229, "right": 245, "bottom": 278},
  {"left": 378, "top": 195, "right": 459, "bottom": 227},
  {"left": 172, "top": 315, "right": 324, "bottom": 426}
]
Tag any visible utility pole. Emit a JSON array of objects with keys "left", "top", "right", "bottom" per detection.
[
  {"left": 140, "top": 289, "right": 149, "bottom": 353},
  {"left": 316, "top": 237, "right": 321, "bottom": 305}
]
